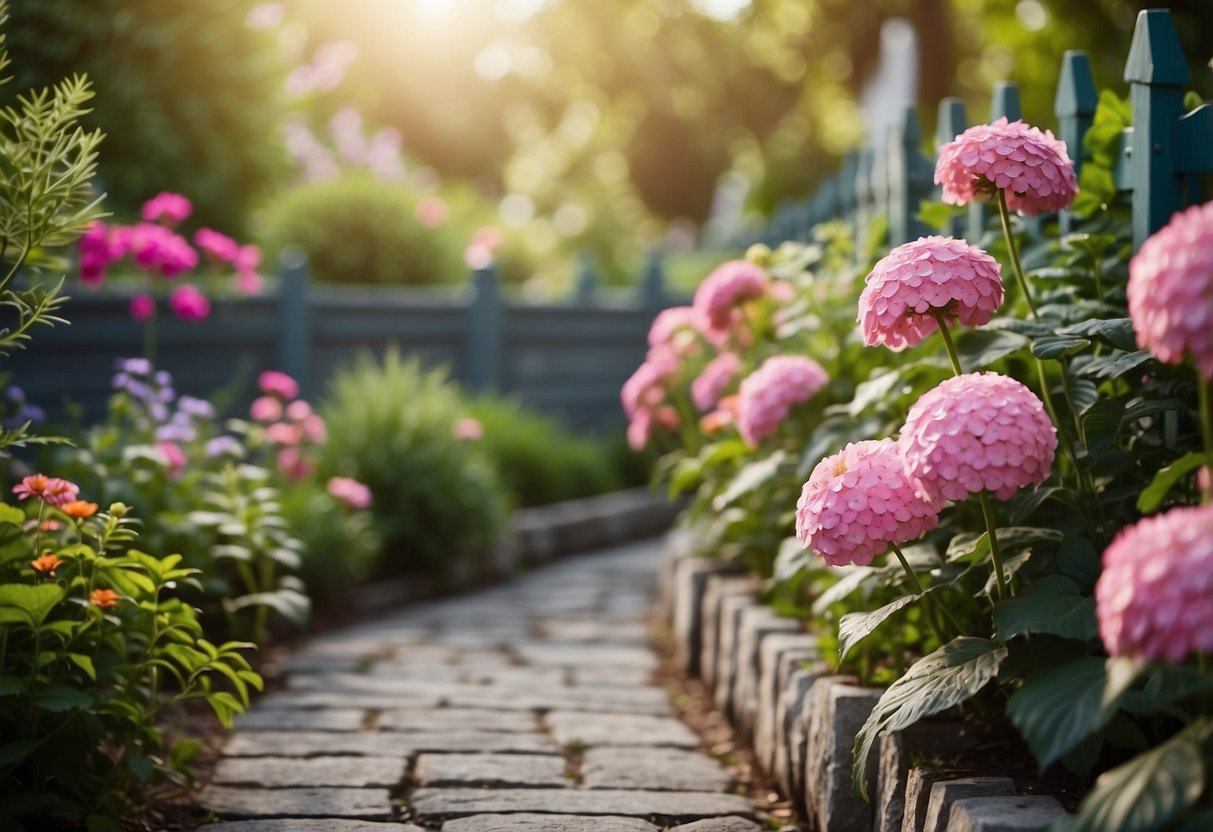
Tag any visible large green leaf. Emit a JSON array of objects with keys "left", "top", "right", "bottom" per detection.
[
  {"left": 1007, "top": 656, "right": 1141, "bottom": 769},
  {"left": 0, "top": 583, "right": 66, "bottom": 628},
  {"left": 713, "top": 450, "right": 787, "bottom": 510},
  {"left": 993, "top": 575, "right": 1097, "bottom": 641},
  {"left": 1032, "top": 335, "right": 1090, "bottom": 360},
  {"left": 838, "top": 591, "right": 926, "bottom": 661},
  {"left": 852, "top": 637, "right": 1007, "bottom": 798},
  {"left": 28, "top": 684, "right": 94, "bottom": 712},
  {"left": 225, "top": 588, "right": 311, "bottom": 627},
  {"left": 1137, "top": 451, "right": 1210, "bottom": 513},
  {"left": 1075, "top": 349, "right": 1152, "bottom": 380},
  {"left": 1058, "top": 318, "right": 1137, "bottom": 352},
  {"left": 1055, "top": 721, "right": 1209, "bottom": 832},
  {"left": 955, "top": 329, "right": 1030, "bottom": 370}
]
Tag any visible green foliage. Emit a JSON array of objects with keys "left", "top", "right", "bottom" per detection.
[
  {"left": 2, "top": 0, "right": 285, "bottom": 232},
  {"left": 276, "top": 480, "right": 381, "bottom": 607},
  {"left": 318, "top": 349, "right": 510, "bottom": 578},
  {"left": 467, "top": 396, "right": 624, "bottom": 507}
]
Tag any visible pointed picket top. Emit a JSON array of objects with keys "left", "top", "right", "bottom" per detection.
[
  {"left": 1055, "top": 51, "right": 1097, "bottom": 118},
  {"left": 937, "top": 97, "right": 967, "bottom": 147},
  {"left": 573, "top": 251, "right": 599, "bottom": 304},
  {"left": 1125, "top": 8, "right": 1189, "bottom": 85},
  {"left": 896, "top": 103, "right": 923, "bottom": 147},
  {"left": 990, "top": 82, "right": 1022, "bottom": 122}
]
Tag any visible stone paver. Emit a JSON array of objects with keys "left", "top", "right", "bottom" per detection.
[
  {"left": 667, "top": 819, "right": 764, "bottom": 832},
  {"left": 199, "top": 539, "right": 759, "bottom": 828}
]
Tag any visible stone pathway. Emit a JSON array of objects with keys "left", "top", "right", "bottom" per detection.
[{"left": 199, "top": 538, "right": 762, "bottom": 832}]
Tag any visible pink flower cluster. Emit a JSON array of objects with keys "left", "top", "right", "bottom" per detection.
[
  {"left": 453, "top": 417, "right": 484, "bottom": 441},
  {"left": 464, "top": 226, "right": 505, "bottom": 270},
  {"left": 692, "top": 260, "right": 768, "bottom": 343},
  {"left": 648, "top": 306, "right": 699, "bottom": 355},
  {"left": 621, "top": 346, "right": 681, "bottom": 451},
  {"left": 1095, "top": 504, "right": 1213, "bottom": 664},
  {"left": 250, "top": 371, "right": 326, "bottom": 481},
  {"left": 1127, "top": 200, "right": 1213, "bottom": 380},
  {"left": 899, "top": 372, "right": 1056, "bottom": 502},
  {"left": 796, "top": 439, "right": 940, "bottom": 567},
  {"left": 691, "top": 352, "right": 741, "bottom": 412},
  {"left": 76, "top": 192, "right": 264, "bottom": 324},
  {"left": 859, "top": 237, "right": 1004, "bottom": 350},
  {"left": 935, "top": 117, "right": 1078, "bottom": 216},
  {"left": 736, "top": 355, "right": 828, "bottom": 447},
  {"left": 327, "top": 476, "right": 373, "bottom": 511},
  {"left": 12, "top": 474, "right": 80, "bottom": 507}
]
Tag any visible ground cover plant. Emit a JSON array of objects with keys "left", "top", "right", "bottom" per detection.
[{"left": 628, "top": 89, "right": 1213, "bottom": 831}]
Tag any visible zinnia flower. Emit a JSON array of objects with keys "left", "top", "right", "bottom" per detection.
[
  {"left": 90, "top": 588, "right": 121, "bottom": 608},
  {"left": 691, "top": 352, "right": 741, "bottom": 411},
  {"left": 13, "top": 475, "right": 80, "bottom": 506},
  {"left": 1127, "top": 200, "right": 1213, "bottom": 380},
  {"left": 935, "top": 117, "right": 1078, "bottom": 215},
  {"left": 796, "top": 439, "right": 940, "bottom": 567},
  {"left": 735, "top": 356, "right": 829, "bottom": 447},
  {"left": 141, "top": 192, "right": 192, "bottom": 226},
  {"left": 899, "top": 372, "right": 1056, "bottom": 502},
  {"left": 194, "top": 228, "right": 240, "bottom": 263},
  {"left": 259, "top": 371, "right": 300, "bottom": 400},
  {"left": 60, "top": 501, "right": 98, "bottom": 519},
  {"left": 78, "top": 222, "right": 115, "bottom": 285},
  {"left": 169, "top": 284, "right": 211, "bottom": 321},
  {"left": 858, "top": 236, "right": 1004, "bottom": 350},
  {"left": 31, "top": 553, "right": 64, "bottom": 575},
  {"left": 266, "top": 422, "right": 301, "bottom": 445},
  {"left": 327, "top": 476, "right": 373, "bottom": 510},
  {"left": 692, "top": 260, "right": 768, "bottom": 337},
  {"left": 1095, "top": 504, "right": 1213, "bottom": 664}
]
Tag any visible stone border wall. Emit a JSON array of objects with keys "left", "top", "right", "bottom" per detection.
[{"left": 660, "top": 535, "right": 1071, "bottom": 832}]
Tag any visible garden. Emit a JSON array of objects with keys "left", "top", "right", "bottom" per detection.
[{"left": 0, "top": 1, "right": 1210, "bottom": 831}]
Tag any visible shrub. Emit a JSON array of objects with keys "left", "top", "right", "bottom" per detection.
[
  {"left": 318, "top": 349, "right": 510, "bottom": 578},
  {"left": 276, "top": 480, "right": 380, "bottom": 609},
  {"left": 258, "top": 173, "right": 466, "bottom": 286},
  {"left": 467, "top": 396, "right": 624, "bottom": 507}
]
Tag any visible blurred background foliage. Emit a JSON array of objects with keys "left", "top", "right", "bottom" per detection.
[{"left": 3, "top": 0, "right": 1210, "bottom": 290}]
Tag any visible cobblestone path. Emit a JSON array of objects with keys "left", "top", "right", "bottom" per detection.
[{"left": 199, "top": 538, "right": 762, "bottom": 832}]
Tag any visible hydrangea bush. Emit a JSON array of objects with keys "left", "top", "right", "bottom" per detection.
[{"left": 629, "top": 103, "right": 1213, "bottom": 829}]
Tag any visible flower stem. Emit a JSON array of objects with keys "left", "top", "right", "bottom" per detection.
[
  {"left": 995, "top": 189, "right": 1038, "bottom": 319},
  {"left": 978, "top": 490, "right": 1011, "bottom": 600},
  {"left": 890, "top": 541, "right": 924, "bottom": 593},
  {"left": 1199, "top": 374, "right": 1213, "bottom": 506},
  {"left": 931, "top": 311, "right": 964, "bottom": 377}
]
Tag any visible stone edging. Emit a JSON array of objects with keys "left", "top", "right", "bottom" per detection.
[{"left": 660, "top": 534, "right": 1071, "bottom": 832}]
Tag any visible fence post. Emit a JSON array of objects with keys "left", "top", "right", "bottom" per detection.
[
  {"left": 639, "top": 248, "right": 667, "bottom": 316},
  {"left": 1123, "top": 8, "right": 1209, "bottom": 249},
  {"left": 573, "top": 251, "right": 598, "bottom": 304},
  {"left": 887, "top": 105, "right": 932, "bottom": 246},
  {"left": 968, "top": 82, "right": 1022, "bottom": 240},
  {"left": 854, "top": 147, "right": 874, "bottom": 258},
  {"left": 276, "top": 247, "right": 312, "bottom": 399},
  {"left": 1055, "top": 51, "right": 1098, "bottom": 234},
  {"left": 466, "top": 263, "right": 501, "bottom": 392},
  {"left": 937, "top": 97, "right": 968, "bottom": 238}
]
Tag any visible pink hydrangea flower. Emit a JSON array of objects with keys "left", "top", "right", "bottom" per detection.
[
  {"left": 796, "top": 439, "right": 940, "bottom": 567},
  {"left": 129, "top": 293, "right": 156, "bottom": 322},
  {"left": 259, "top": 371, "right": 300, "bottom": 400},
  {"left": 285, "top": 399, "right": 313, "bottom": 422},
  {"left": 648, "top": 306, "right": 697, "bottom": 349},
  {"left": 327, "top": 476, "right": 373, "bottom": 510},
  {"left": 900, "top": 372, "right": 1057, "bottom": 502},
  {"left": 1127, "top": 200, "right": 1213, "bottom": 380},
  {"left": 141, "top": 192, "right": 192, "bottom": 226},
  {"left": 194, "top": 228, "right": 240, "bottom": 263},
  {"left": 735, "top": 355, "right": 829, "bottom": 447},
  {"left": 693, "top": 260, "right": 768, "bottom": 337},
  {"left": 453, "top": 417, "right": 483, "bottom": 441},
  {"left": 250, "top": 396, "right": 283, "bottom": 423},
  {"left": 169, "top": 284, "right": 211, "bottom": 321},
  {"left": 266, "top": 422, "right": 301, "bottom": 445},
  {"left": 935, "top": 117, "right": 1078, "bottom": 215},
  {"left": 691, "top": 352, "right": 741, "bottom": 412},
  {"left": 859, "top": 236, "right": 1004, "bottom": 350},
  {"left": 620, "top": 351, "right": 678, "bottom": 419},
  {"left": 276, "top": 446, "right": 313, "bottom": 481},
  {"left": 1095, "top": 504, "right": 1213, "bottom": 664}
]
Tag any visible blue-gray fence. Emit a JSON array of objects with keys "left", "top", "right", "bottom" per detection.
[{"left": 745, "top": 8, "right": 1212, "bottom": 254}]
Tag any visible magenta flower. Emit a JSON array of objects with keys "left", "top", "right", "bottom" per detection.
[
  {"left": 250, "top": 396, "right": 283, "bottom": 423},
  {"left": 453, "top": 417, "right": 484, "bottom": 441},
  {"left": 692, "top": 260, "right": 768, "bottom": 338},
  {"left": 935, "top": 117, "right": 1078, "bottom": 215},
  {"left": 276, "top": 446, "right": 314, "bottom": 481},
  {"left": 129, "top": 293, "right": 156, "bottom": 322},
  {"left": 234, "top": 244, "right": 262, "bottom": 273},
  {"left": 169, "top": 284, "right": 210, "bottom": 321},
  {"left": 194, "top": 228, "right": 240, "bottom": 264},
  {"left": 327, "top": 476, "right": 373, "bottom": 510},
  {"left": 620, "top": 351, "right": 678, "bottom": 419},
  {"left": 258, "top": 371, "right": 300, "bottom": 400},
  {"left": 900, "top": 372, "right": 1056, "bottom": 502},
  {"left": 155, "top": 441, "right": 187, "bottom": 478},
  {"left": 796, "top": 439, "right": 940, "bottom": 567},
  {"left": 129, "top": 223, "right": 198, "bottom": 278},
  {"left": 1127, "top": 200, "right": 1213, "bottom": 380},
  {"left": 13, "top": 474, "right": 80, "bottom": 506},
  {"left": 859, "top": 236, "right": 1004, "bottom": 350},
  {"left": 141, "top": 192, "right": 192, "bottom": 226},
  {"left": 691, "top": 352, "right": 741, "bottom": 412},
  {"left": 735, "top": 355, "right": 829, "bottom": 447},
  {"left": 285, "top": 399, "right": 313, "bottom": 422},
  {"left": 78, "top": 222, "right": 115, "bottom": 285},
  {"left": 648, "top": 306, "right": 697, "bottom": 349},
  {"left": 1095, "top": 504, "right": 1213, "bottom": 664}
]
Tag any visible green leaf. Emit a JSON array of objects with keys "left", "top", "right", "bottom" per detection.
[
  {"left": 1082, "top": 399, "right": 1125, "bottom": 455},
  {"left": 66, "top": 653, "right": 96, "bottom": 681},
  {"left": 28, "top": 684, "right": 93, "bottom": 712},
  {"left": 1137, "top": 451, "right": 1210, "bottom": 513},
  {"left": 1055, "top": 721, "right": 1209, "bottom": 832},
  {"left": 0, "top": 583, "right": 67, "bottom": 628},
  {"left": 839, "top": 592, "right": 925, "bottom": 660},
  {"left": 1075, "top": 350, "right": 1153, "bottom": 380},
  {"left": 0, "top": 740, "right": 41, "bottom": 767},
  {"left": 852, "top": 637, "right": 1007, "bottom": 798},
  {"left": 954, "top": 329, "right": 1030, "bottom": 370},
  {"left": 848, "top": 370, "right": 904, "bottom": 417},
  {"left": 1058, "top": 537, "right": 1101, "bottom": 591},
  {"left": 169, "top": 737, "right": 203, "bottom": 772},
  {"left": 946, "top": 527, "right": 1061, "bottom": 565},
  {"left": 713, "top": 450, "right": 787, "bottom": 511},
  {"left": 1059, "top": 318, "right": 1137, "bottom": 352},
  {"left": 993, "top": 575, "right": 1097, "bottom": 641},
  {"left": 1008, "top": 656, "right": 1142, "bottom": 769},
  {"left": 225, "top": 588, "right": 311, "bottom": 628},
  {"left": 1032, "top": 335, "right": 1090, "bottom": 360},
  {"left": 0, "top": 504, "right": 26, "bottom": 526}
]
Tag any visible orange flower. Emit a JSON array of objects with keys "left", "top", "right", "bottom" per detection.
[
  {"left": 700, "top": 409, "right": 734, "bottom": 435},
  {"left": 90, "top": 588, "right": 120, "bottom": 608},
  {"left": 60, "top": 500, "right": 98, "bottom": 519},
  {"left": 31, "top": 553, "right": 64, "bottom": 575}
]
